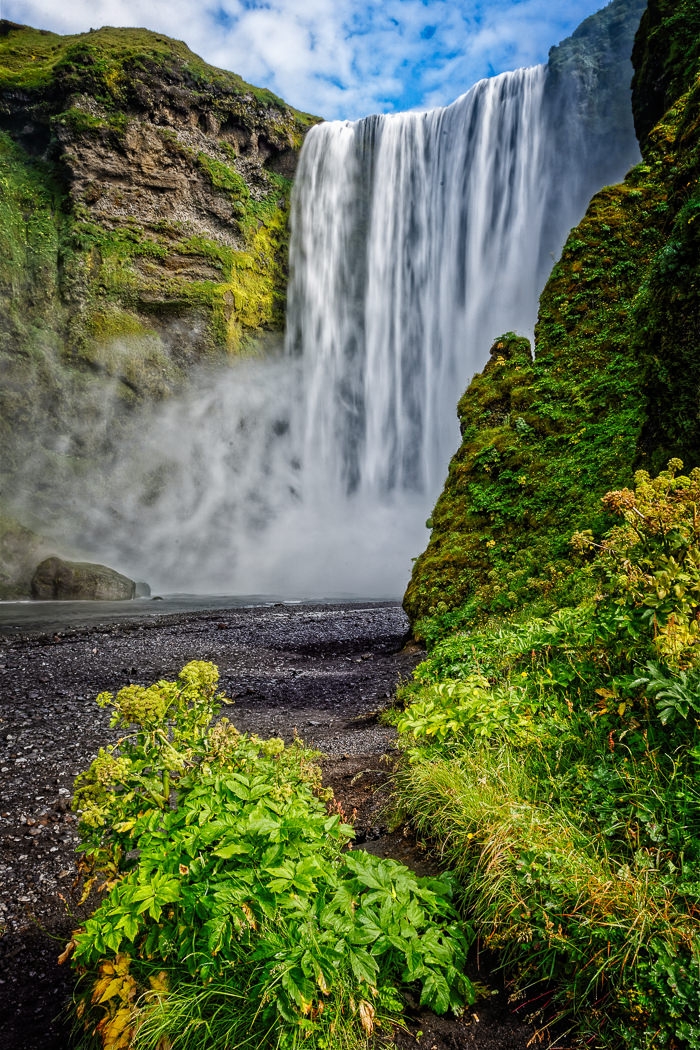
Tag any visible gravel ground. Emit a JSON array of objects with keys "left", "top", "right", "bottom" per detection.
[{"left": 0, "top": 600, "right": 540, "bottom": 1050}]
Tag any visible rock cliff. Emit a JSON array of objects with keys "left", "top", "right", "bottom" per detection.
[
  {"left": 0, "top": 22, "right": 318, "bottom": 596},
  {"left": 405, "top": 0, "right": 700, "bottom": 633}
]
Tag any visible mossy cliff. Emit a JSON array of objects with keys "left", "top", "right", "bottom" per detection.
[
  {"left": 404, "top": 0, "right": 700, "bottom": 636},
  {"left": 0, "top": 21, "right": 317, "bottom": 596}
]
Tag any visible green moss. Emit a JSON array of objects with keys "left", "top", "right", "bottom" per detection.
[
  {"left": 196, "top": 152, "right": 250, "bottom": 199},
  {"left": 86, "top": 308, "right": 156, "bottom": 341},
  {"left": 0, "top": 130, "right": 64, "bottom": 303},
  {"left": 632, "top": 0, "right": 700, "bottom": 141},
  {"left": 52, "top": 105, "right": 128, "bottom": 135},
  {"left": 0, "top": 19, "right": 314, "bottom": 370},
  {"left": 78, "top": 316, "right": 179, "bottom": 401},
  {"left": 0, "top": 23, "right": 317, "bottom": 129},
  {"left": 632, "top": 76, "right": 700, "bottom": 470},
  {"left": 406, "top": 63, "right": 700, "bottom": 638}
]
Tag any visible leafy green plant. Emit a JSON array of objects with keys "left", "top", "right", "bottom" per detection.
[
  {"left": 394, "top": 676, "right": 539, "bottom": 748},
  {"left": 632, "top": 662, "right": 700, "bottom": 724},
  {"left": 68, "top": 662, "right": 474, "bottom": 1050},
  {"left": 397, "top": 465, "right": 700, "bottom": 1047}
]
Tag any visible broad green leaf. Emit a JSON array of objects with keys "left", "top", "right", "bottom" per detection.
[
  {"left": 214, "top": 841, "right": 251, "bottom": 859},
  {"left": 420, "top": 972, "right": 451, "bottom": 1014},
  {"left": 349, "top": 949, "right": 379, "bottom": 985}
]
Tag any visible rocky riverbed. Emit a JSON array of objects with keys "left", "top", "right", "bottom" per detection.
[{"left": 0, "top": 600, "right": 537, "bottom": 1049}]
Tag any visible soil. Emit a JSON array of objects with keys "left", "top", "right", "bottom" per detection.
[{"left": 0, "top": 600, "right": 541, "bottom": 1050}]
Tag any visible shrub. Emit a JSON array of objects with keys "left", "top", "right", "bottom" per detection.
[
  {"left": 396, "top": 466, "right": 700, "bottom": 1047},
  {"left": 67, "top": 661, "right": 474, "bottom": 1050}
]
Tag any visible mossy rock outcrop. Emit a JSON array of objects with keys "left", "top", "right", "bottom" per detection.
[
  {"left": 405, "top": 0, "right": 700, "bottom": 636},
  {"left": 0, "top": 21, "right": 318, "bottom": 373}
]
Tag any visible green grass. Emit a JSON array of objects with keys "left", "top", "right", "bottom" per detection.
[{"left": 398, "top": 463, "right": 700, "bottom": 1046}]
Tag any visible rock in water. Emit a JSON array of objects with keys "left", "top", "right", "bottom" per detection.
[{"left": 30, "top": 557, "right": 136, "bottom": 601}]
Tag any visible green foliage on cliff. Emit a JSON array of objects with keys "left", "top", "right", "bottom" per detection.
[
  {"left": 405, "top": 30, "right": 700, "bottom": 637},
  {"left": 401, "top": 4, "right": 700, "bottom": 1045},
  {"left": 631, "top": 0, "right": 700, "bottom": 142},
  {"left": 398, "top": 462, "right": 700, "bottom": 1047},
  {"left": 0, "top": 22, "right": 315, "bottom": 128},
  {"left": 0, "top": 20, "right": 311, "bottom": 366}
]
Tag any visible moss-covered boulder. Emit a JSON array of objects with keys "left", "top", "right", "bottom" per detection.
[{"left": 30, "top": 556, "right": 136, "bottom": 600}]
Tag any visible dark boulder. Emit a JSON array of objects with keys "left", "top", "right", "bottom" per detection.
[{"left": 30, "top": 557, "right": 136, "bottom": 600}]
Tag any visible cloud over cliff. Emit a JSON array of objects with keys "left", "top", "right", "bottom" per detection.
[{"left": 5, "top": 0, "right": 609, "bottom": 118}]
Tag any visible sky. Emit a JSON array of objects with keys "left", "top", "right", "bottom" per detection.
[{"left": 2, "top": 0, "right": 610, "bottom": 119}]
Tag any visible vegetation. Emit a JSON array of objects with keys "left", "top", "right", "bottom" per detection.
[
  {"left": 396, "top": 462, "right": 700, "bottom": 1046},
  {"left": 0, "top": 23, "right": 316, "bottom": 127},
  {"left": 400, "top": 4, "right": 700, "bottom": 1045},
  {"left": 67, "top": 662, "right": 474, "bottom": 1050},
  {"left": 631, "top": 0, "right": 700, "bottom": 141},
  {"left": 0, "top": 21, "right": 315, "bottom": 362}
]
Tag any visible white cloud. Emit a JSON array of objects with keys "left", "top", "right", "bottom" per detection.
[{"left": 3, "top": 0, "right": 612, "bottom": 118}]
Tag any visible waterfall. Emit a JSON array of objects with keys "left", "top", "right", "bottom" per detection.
[
  {"left": 30, "top": 60, "right": 638, "bottom": 598},
  {"left": 288, "top": 67, "right": 549, "bottom": 508}
]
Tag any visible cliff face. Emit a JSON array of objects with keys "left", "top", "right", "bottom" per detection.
[
  {"left": 543, "top": 0, "right": 646, "bottom": 212},
  {"left": 0, "top": 23, "right": 316, "bottom": 354},
  {"left": 404, "top": 0, "right": 700, "bottom": 633},
  {"left": 0, "top": 22, "right": 317, "bottom": 596},
  {"left": 631, "top": 0, "right": 700, "bottom": 141}
]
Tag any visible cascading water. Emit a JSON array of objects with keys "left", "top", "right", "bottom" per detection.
[
  {"left": 288, "top": 67, "right": 549, "bottom": 508},
  {"left": 28, "top": 55, "right": 639, "bottom": 597}
]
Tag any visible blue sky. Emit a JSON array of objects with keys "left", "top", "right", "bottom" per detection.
[{"left": 3, "top": 0, "right": 611, "bottom": 118}]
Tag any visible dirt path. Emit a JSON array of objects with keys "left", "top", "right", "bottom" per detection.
[{"left": 0, "top": 601, "right": 537, "bottom": 1049}]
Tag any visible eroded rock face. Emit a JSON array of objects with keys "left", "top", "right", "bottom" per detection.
[
  {"left": 0, "top": 22, "right": 318, "bottom": 366},
  {"left": 0, "top": 23, "right": 319, "bottom": 597},
  {"left": 30, "top": 557, "right": 136, "bottom": 601}
]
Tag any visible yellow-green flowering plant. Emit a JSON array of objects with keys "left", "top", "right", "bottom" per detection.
[{"left": 68, "top": 662, "right": 474, "bottom": 1050}]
